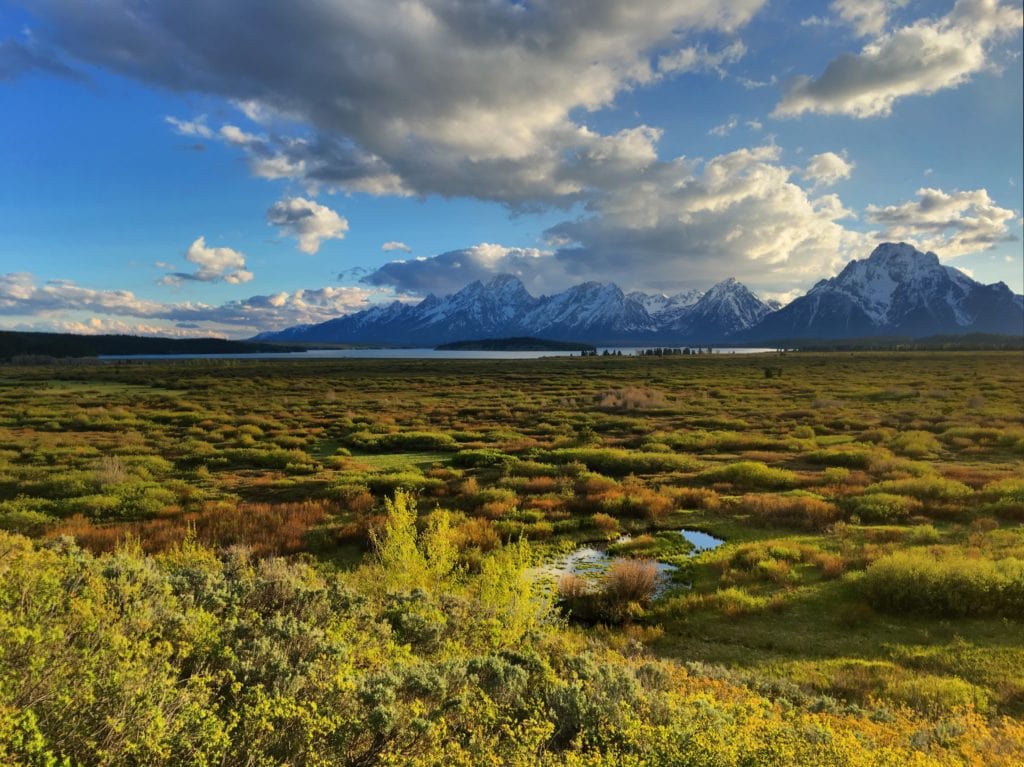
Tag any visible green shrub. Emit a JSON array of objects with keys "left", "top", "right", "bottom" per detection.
[
  {"left": 805, "top": 449, "right": 874, "bottom": 469},
  {"left": 846, "top": 493, "right": 922, "bottom": 523},
  {"left": 889, "top": 430, "right": 942, "bottom": 458},
  {"left": 536, "top": 448, "right": 698, "bottom": 476},
  {"left": 886, "top": 676, "right": 991, "bottom": 716},
  {"left": 861, "top": 550, "right": 1024, "bottom": 617},
  {"left": 348, "top": 430, "right": 458, "bottom": 452},
  {"left": 699, "top": 461, "right": 798, "bottom": 491},
  {"left": 0, "top": 509, "right": 54, "bottom": 535},
  {"left": 451, "top": 449, "right": 515, "bottom": 469},
  {"left": 366, "top": 471, "right": 433, "bottom": 494},
  {"left": 865, "top": 476, "right": 972, "bottom": 501},
  {"left": 56, "top": 493, "right": 121, "bottom": 518}
]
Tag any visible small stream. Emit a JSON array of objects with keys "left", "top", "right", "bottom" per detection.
[{"left": 533, "top": 528, "right": 725, "bottom": 595}]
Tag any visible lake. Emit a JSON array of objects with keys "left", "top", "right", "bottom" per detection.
[{"left": 99, "top": 347, "right": 778, "bottom": 361}]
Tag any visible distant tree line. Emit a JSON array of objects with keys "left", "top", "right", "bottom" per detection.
[{"left": 0, "top": 330, "right": 304, "bottom": 360}]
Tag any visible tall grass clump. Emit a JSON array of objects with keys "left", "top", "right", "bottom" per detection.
[{"left": 557, "top": 558, "right": 659, "bottom": 624}]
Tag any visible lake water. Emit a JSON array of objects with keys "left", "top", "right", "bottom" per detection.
[
  {"left": 100, "top": 347, "right": 777, "bottom": 361},
  {"left": 533, "top": 528, "right": 726, "bottom": 596}
]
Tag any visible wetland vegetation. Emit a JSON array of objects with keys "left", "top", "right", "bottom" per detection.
[{"left": 0, "top": 351, "right": 1022, "bottom": 765}]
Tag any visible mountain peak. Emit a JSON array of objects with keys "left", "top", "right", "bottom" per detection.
[
  {"left": 256, "top": 242, "right": 1023, "bottom": 346},
  {"left": 485, "top": 273, "right": 528, "bottom": 290},
  {"left": 744, "top": 243, "right": 1023, "bottom": 340},
  {"left": 705, "top": 276, "right": 741, "bottom": 292},
  {"left": 868, "top": 242, "right": 939, "bottom": 266}
]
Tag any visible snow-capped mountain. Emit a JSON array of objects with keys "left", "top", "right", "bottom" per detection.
[
  {"left": 629, "top": 289, "right": 704, "bottom": 328},
  {"left": 668, "top": 278, "right": 775, "bottom": 340},
  {"left": 519, "top": 282, "right": 659, "bottom": 343},
  {"left": 257, "top": 243, "right": 1023, "bottom": 346},
  {"left": 256, "top": 275, "right": 771, "bottom": 345},
  {"left": 743, "top": 242, "right": 1024, "bottom": 341}
]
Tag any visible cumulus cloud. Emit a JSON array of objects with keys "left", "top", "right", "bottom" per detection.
[
  {"left": 803, "top": 151, "right": 855, "bottom": 187},
  {"left": 865, "top": 186, "right": 1017, "bottom": 256},
  {"left": 382, "top": 241, "right": 412, "bottom": 253},
  {"left": 161, "top": 237, "right": 253, "bottom": 285},
  {"left": 22, "top": 0, "right": 765, "bottom": 204},
  {"left": 267, "top": 197, "right": 349, "bottom": 255},
  {"left": 1, "top": 272, "right": 167, "bottom": 317},
  {"left": 364, "top": 145, "right": 870, "bottom": 296},
  {"left": 364, "top": 244, "right": 555, "bottom": 296},
  {"left": 542, "top": 145, "right": 867, "bottom": 293},
  {"left": 776, "top": 0, "right": 1020, "bottom": 118},
  {"left": 1, "top": 271, "right": 399, "bottom": 335}
]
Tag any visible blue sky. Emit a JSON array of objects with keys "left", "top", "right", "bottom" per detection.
[{"left": 1, "top": 0, "right": 1021, "bottom": 337}]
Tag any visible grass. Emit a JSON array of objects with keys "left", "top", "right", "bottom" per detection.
[{"left": 0, "top": 350, "right": 1022, "bottom": 732}]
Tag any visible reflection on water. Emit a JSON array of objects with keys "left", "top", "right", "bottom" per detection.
[
  {"left": 679, "top": 529, "right": 725, "bottom": 552},
  {"left": 533, "top": 528, "right": 725, "bottom": 596}
]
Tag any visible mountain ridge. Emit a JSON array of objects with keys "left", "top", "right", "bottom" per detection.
[{"left": 256, "top": 243, "right": 1024, "bottom": 346}]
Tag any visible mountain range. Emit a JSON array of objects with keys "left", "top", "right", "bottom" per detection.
[{"left": 256, "top": 243, "right": 1023, "bottom": 346}]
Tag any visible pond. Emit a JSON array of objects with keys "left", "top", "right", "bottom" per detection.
[{"left": 533, "top": 528, "right": 725, "bottom": 596}]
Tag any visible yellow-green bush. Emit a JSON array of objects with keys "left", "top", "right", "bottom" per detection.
[{"left": 861, "top": 550, "right": 1024, "bottom": 617}]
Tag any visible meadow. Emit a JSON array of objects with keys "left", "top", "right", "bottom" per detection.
[{"left": 0, "top": 351, "right": 1022, "bottom": 765}]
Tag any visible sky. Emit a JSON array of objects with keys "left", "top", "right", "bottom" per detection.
[{"left": 0, "top": 0, "right": 1021, "bottom": 338}]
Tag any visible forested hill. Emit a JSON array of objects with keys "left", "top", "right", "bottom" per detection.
[{"left": 0, "top": 330, "right": 302, "bottom": 360}]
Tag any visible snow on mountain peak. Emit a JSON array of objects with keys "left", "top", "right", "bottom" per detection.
[{"left": 745, "top": 241, "right": 1024, "bottom": 340}]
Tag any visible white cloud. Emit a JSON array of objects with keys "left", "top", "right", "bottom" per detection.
[
  {"left": 803, "top": 151, "right": 855, "bottom": 187},
  {"left": 776, "top": 0, "right": 1020, "bottom": 118},
  {"left": 266, "top": 197, "right": 348, "bottom": 255},
  {"left": 865, "top": 186, "right": 1017, "bottom": 256},
  {"left": 0, "top": 271, "right": 402, "bottom": 335},
  {"left": 1, "top": 273, "right": 168, "bottom": 317},
  {"left": 658, "top": 40, "right": 747, "bottom": 75},
  {"left": 218, "top": 124, "right": 260, "bottom": 146},
  {"left": 48, "top": 317, "right": 223, "bottom": 338},
  {"left": 364, "top": 244, "right": 555, "bottom": 296},
  {"left": 366, "top": 145, "right": 870, "bottom": 296},
  {"left": 708, "top": 116, "right": 739, "bottom": 137},
  {"left": 161, "top": 236, "right": 253, "bottom": 285},
  {"left": 542, "top": 145, "right": 866, "bottom": 293},
  {"left": 832, "top": 0, "right": 904, "bottom": 36},
  {"left": 382, "top": 241, "right": 412, "bottom": 253},
  {"left": 165, "top": 115, "right": 213, "bottom": 139},
  {"left": 24, "top": 0, "right": 766, "bottom": 204}
]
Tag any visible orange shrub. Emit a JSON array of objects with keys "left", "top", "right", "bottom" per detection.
[
  {"left": 673, "top": 487, "right": 721, "bottom": 510},
  {"left": 557, "top": 573, "right": 591, "bottom": 600},
  {"left": 454, "top": 517, "right": 500, "bottom": 552},
  {"left": 739, "top": 493, "right": 840, "bottom": 531},
  {"left": 50, "top": 501, "right": 333, "bottom": 556},
  {"left": 522, "top": 476, "right": 560, "bottom": 494},
  {"left": 591, "top": 512, "right": 620, "bottom": 536},
  {"left": 604, "top": 558, "right": 658, "bottom": 604}
]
